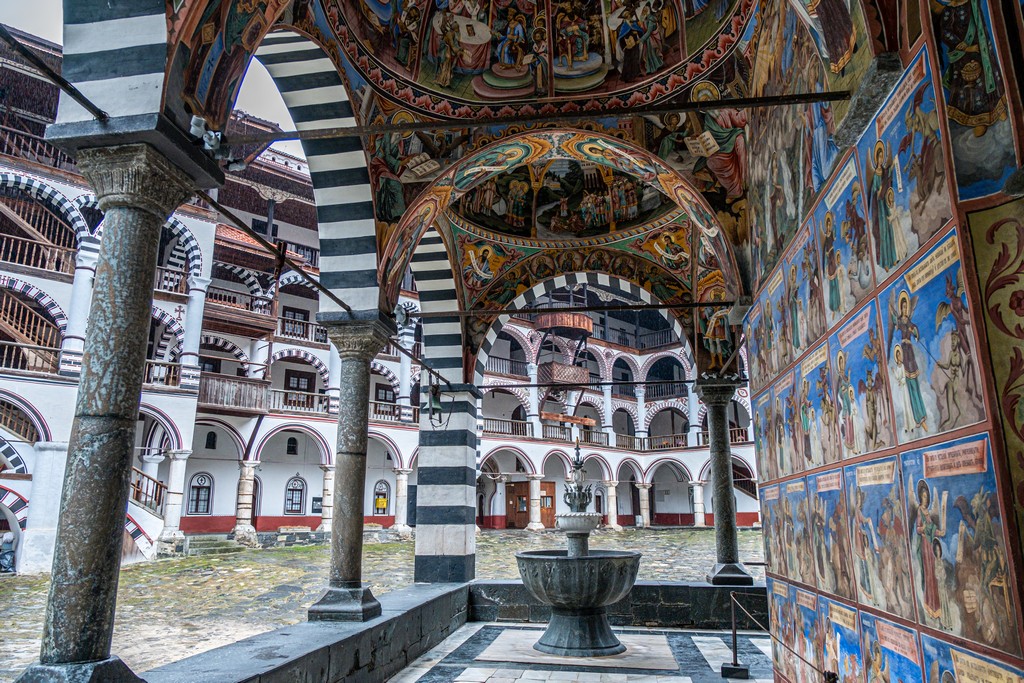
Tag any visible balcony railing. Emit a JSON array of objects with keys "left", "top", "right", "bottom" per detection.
[
  {"left": 485, "top": 356, "right": 529, "bottom": 377},
  {"left": 154, "top": 266, "right": 188, "bottom": 295},
  {"left": 638, "top": 329, "right": 675, "bottom": 349},
  {"left": 369, "top": 401, "right": 402, "bottom": 422},
  {"left": 579, "top": 428, "right": 608, "bottom": 446},
  {"left": 0, "top": 397, "right": 39, "bottom": 443},
  {"left": 730, "top": 427, "right": 751, "bottom": 444},
  {"left": 0, "top": 233, "right": 76, "bottom": 274},
  {"left": 483, "top": 417, "right": 533, "bottom": 437},
  {"left": 268, "top": 389, "right": 331, "bottom": 414},
  {"left": 198, "top": 373, "right": 269, "bottom": 413},
  {"left": 144, "top": 361, "right": 181, "bottom": 387},
  {"left": 0, "top": 190, "right": 77, "bottom": 248},
  {"left": 206, "top": 286, "right": 271, "bottom": 314},
  {"left": 647, "top": 433, "right": 690, "bottom": 450},
  {"left": 611, "top": 384, "right": 636, "bottom": 398},
  {"left": 645, "top": 382, "right": 688, "bottom": 400},
  {"left": 0, "top": 340, "right": 60, "bottom": 374},
  {"left": 380, "top": 341, "right": 401, "bottom": 357},
  {"left": 616, "top": 434, "right": 645, "bottom": 450},
  {"left": 130, "top": 466, "right": 166, "bottom": 515},
  {"left": 0, "top": 124, "right": 76, "bottom": 171},
  {"left": 541, "top": 423, "right": 571, "bottom": 441},
  {"left": 277, "top": 317, "right": 328, "bottom": 344},
  {"left": 0, "top": 290, "right": 62, "bottom": 349}
]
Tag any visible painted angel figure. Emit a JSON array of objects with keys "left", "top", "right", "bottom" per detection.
[{"left": 888, "top": 289, "right": 928, "bottom": 434}]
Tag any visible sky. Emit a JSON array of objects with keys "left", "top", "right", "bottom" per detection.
[{"left": 0, "top": 3, "right": 305, "bottom": 158}]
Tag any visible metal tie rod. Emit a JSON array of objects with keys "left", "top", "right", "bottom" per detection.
[{"left": 413, "top": 301, "right": 736, "bottom": 318}]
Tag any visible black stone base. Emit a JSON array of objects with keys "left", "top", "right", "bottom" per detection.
[
  {"left": 14, "top": 656, "right": 144, "bottom": 683},
  {"left": 534, "top": 607, "right": 625, "bottom": 657},
  {"left": 707, "top": 563, "right": 754, "bottom": 586},
  {"left": 721, "top": 663, "right": 749, "bottom": 678},
  {"left": 308, "top": 585, "right": 382, "bottom": 622}
]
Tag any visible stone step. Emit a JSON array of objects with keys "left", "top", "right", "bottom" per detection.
[
  {"left": 187, "top": 545, "right": 246, "bottom": 556},
  {"left": 187, "top": 538, "right": 236, "bottom": 547}
]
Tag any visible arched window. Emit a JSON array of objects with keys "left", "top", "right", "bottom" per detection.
[
  {"left": 204, "top": 431, "right": 217, "bottom": 450},
  {"left": 373, "top": 480, "right": 390, "bottom": 515},
  {"left": 286, "top": 437, "right": 298, "bottom": 455},
  {"left": 285, "top": 477, "right": 306, "bottom": 514},
  {"left": 187, "top": 473, "right": 214, "bottom": 515}
]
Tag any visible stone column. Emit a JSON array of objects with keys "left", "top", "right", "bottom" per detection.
[
  {"left": 318, "top": 465, "right": 334, "bottom": 533},
  {"left": 308, "top": 316, "right": 393, "bottom": 622},
  {"left": 59, "top": 239, "right": 99, "bottom": 374},
  {"left": 688, "top": 395, "right": 703, "bottom": 446},
  {"left": 326, "top": 343, "right": 341, "bottom": 413},
  {"left": 526, "top": 473, "right": 545, "bottom": 531},
  {"left": 16, "top": 442, "right": 69, "bottom": 575},
  {"left": 527, "top": 362, "right": 541, "bottom": 436},
  {"left": 690, "top": 481, "right": 707, "bottom": 527},
  {"left": 24, "top": 144, "right": 192, "bottom": 682},
  {"left": 138, "top": 451, "right": 164, "bottom": 479},
  {"left": 635, "top": 386, "right": 647, "bottom": 437},
  {"left": 158, "top": 449, "right": 191, "bottom": 547},
  {"left": 392, "top": 468, "right": 412, "bottom": 534},
  {"left": 250, "top": 339, "right": 270, "bottom": 378},
  {"left": 636, "top": 482, "right": 652, "bottom": 528},
  {"left": 694, "top": 378, "right": 752, "bottom": 585},
  {"left": 397, "top": 325, "right": 415, "bottom": 422},
  {"left": 178, "top": 275, "right": 210, "bottom": 389},
  {"left": 233, "top": 461, "right": 259, "bottom": 546},
  {"left": 602, "top": 385, "right": 615, "bottom": 439},
  {"left": 603, "top": 480, "right": 622, "bottom": 530}
]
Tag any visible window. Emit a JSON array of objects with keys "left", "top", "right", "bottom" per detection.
[
  {"left": 285, "top": 477, "right": 306, "bottom": 514},
  {"left": 373, "top": 480, "right": 390, "bottom": 515},
  {"left": 187, "top": 473, "right": 213, "bottom": 515},
  {"left": 375, "top": 385, "right": 395, "bottom": 403},
  {"left": 204, "top": 431, "right": 217, "bottom": 450},
  {"left": 286, "top": 437, "right": 298, "bottom": 455},
  {"left": 284, "top": 369, "right": 315, "bottom": 392},
  {"left": 200, "top": 357, "right": 221, "bottom": 374},
  {"left": 281, "top": 307, "right": 309, "bottom": 337}
]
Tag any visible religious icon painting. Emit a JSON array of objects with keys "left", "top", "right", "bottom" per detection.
[
  {"left": 828, "top": 301, "right": 895, "bottom": 459},
  {"left": 753, "top": 389, "right": 777, "bottom": 481},
  {"left": 900, "top": 433, "right": 1021, "bottom": 655},
  {"left": 816, "top": 597, "right": 864, "bottom": 683},
  {"left": 783, "top": 477, "right": 816, "bottom": 588},
  {"left": 772, "top": 370, "right": 799, "bottom": 478},
  {"left": 799, "top": 340, "right": 840, "bottom": 469},
  {"left": 761, "top": 484, "right": 786, "bottom": 577},
  {"left": 793, "top": 588, "right": 821, "bottom": 683},
  {"left": 921, "top": 633, "right": 1024, "bottom": 683},
  {"left": 856, "top": 47, "right": 952, "bottom": 282},
  {"left": 745, "top": 299, "right": 766, "bottom": 392},
  {"left": 750, "top": 289, "right": 778, "bottom": 388},
  {"left": 768, "top": 579, "right": 797, "bottom": 680},
  {"left": 813, "top": 153, "right": 874, "bottom": 329},
  {"left": 879, "top": 231, "right": 985, "bottom": 444},
  {"left": 807, "top": 468, "right": 857, "bottom": 601},
  {"left": 844, "top": 457, "right": 917, "bottom": 620},
  {"left": 766, "top": 264, "right": 795, "bottom": 369},
  {"left": 859, "top": 612, "right": 924, "bottom": 683},
  {"left": 785, "top": 221, "right": 827, "bottom": 356}
]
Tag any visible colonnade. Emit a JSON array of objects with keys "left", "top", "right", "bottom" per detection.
[{"left": 18, "top": 143, "right": 751, "bottom": 683}]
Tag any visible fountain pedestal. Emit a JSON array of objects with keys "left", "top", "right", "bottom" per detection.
[{"left": 516, "top": 511, "right": 641, "bottom": 657}]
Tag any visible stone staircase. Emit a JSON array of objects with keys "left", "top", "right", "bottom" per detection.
[{"left": 184, "top": 535, "right": 245, "bottom": 557}]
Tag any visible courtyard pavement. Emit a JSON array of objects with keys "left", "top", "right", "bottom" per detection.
[{"left": 0, "top": 528, "right": 764, "bottom": 681}]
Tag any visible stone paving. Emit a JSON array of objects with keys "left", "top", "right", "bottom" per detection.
[{"left": 0, "top": 528, "right": 763, "bottom": 682}]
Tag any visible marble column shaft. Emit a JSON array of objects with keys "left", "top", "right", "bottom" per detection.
[
  {"left": 233, "top": 461, "right": 259, "bottom": 545},
  {"left": 159, "top": 449, "right": 191, "bottom": 540},
  {"left": 603, "top": 480, "right": 621, "bottom": 530},
  {"left": 526, "top": 473, "right": 545, "bottom": 531},
  {"left": 392, "top": 468, "right": 412, "bottom": 531},
  {"left": 636, "top": 483, "right": 652, "bottom": 528},
  {"left": 318, "top": 465, "right": 334, "bottom": 533},
  {"left": 38, "top": 144, "right": 193, "bottom": 667}
]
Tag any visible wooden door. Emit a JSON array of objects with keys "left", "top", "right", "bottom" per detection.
[
  {"left": 540, "top": 482, "right": 555, "bottom": 528},
  {"left": 506, "top": 481, "right": 530, "bottom": 528}
]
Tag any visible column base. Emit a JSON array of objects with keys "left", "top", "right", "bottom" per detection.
[
  {"left": 308, "top": 585, "right": 382, "bottom": 622},
  {"left": 721, "top": 663, "right": 750, "bottom": 679},
  {"left": 232, "top": 524, "right": 259, "bottom": 547},
  {"left": 525, "top": 522, "right": 545, "bottom": 531},
  {"left": 605, "top": 523, "right": 623, "bottom": 531},
  {"left": 316, "top": 522, "right": 332, "bottom": 533},
  {"left": 707, "top": 562, "right": 754, "bottom": 586},
  {"left": 14, "top": 656, "right": 143, "bottom": 683},
  {"left": 391, "top": 524, "right": 412, "bottom": 538}
]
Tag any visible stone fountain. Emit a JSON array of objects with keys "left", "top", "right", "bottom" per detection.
[{"left": 516, "top": 441, "right": 641, "bottom": 656}]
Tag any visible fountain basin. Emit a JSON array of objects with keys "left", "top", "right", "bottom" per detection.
[{"left": 516, "top": 549, "right": 641, "bottom": 656}]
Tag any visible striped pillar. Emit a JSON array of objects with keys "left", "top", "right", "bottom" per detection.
[{"left": 414, "top": 384, "right": 481, "bottom": 583}]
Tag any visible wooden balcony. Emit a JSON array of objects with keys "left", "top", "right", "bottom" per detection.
[
  {"left": 202, "top": 285, "right": 276, "bottom": 337},
  {"left": 369, "top": 401, "right": 402, "bottom": 423},
  {"left": 0, "top": 123, "right": 76, "bottom": 171},
  {"left": 154, "top": 266, "right": 188, "bottom": 295},
  {"left": 483, "top": 417, "right": 533, "bottom": 437},
  {"left": 647, "top": 433, "right": 690, "bottom": 450},
  {"left": 198, "top": 373, "right": 270, "bottom": 415},
  {"left": 0, "top": 233, "right": 76, "bottom": 274},
  {"left": 537, "top": 361, "right": 589, "bottom": 386},
  {"left": 534, "top": 311, "right": 593, "bottom": 339},
  {"left": 143, "top": 361, "right": 182, "bottom": 388},
  {"left": 0, "top": 340, "right": 60, "bottom": 375},
  {"left": 541, "top": 423, "right": 572, "bottom": 441},
  {"left": 277, "top": 317, "right": 328, "bottom": 345},
  {"left": 268, "top": 389, "right": 331, "bottom": 415},
  {"left": 645, "top": 381, "right": 688, "bottom": 400},
  {"left": 485, "top": 356, "right": 529, "bottom": 377},
  {"left": 130, "top": 466, "right": 166, "bottom": 516},
  {"left": 579, "top": 428, "right": 608, "bottom": 446}
]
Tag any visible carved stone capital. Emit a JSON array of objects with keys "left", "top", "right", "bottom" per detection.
[
  {"left": 693, "top": 378, "right": 742, "bottom": 407},
  {"left": 634, "top": 482, "right": 652, "bottom": 490},
  {"left": 326, "top": 318, "right": 396, "bottom": 362},
  {"left": 76, "top": 144, "right": 194, "bottom": 219},
  {"left": 169, "top": 449, "right": 192, "bottom": 461}
]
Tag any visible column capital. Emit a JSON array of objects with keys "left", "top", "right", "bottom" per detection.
[
  {"left": 603, "top": 480, "right": 618, "bottom": 487},
  {"left": 139, "top": 452, "right": 165, "bottom": 465},
  {"left": 393, "top": 468, "right": 413, "bottom": 476},
  {"left": 693, "top": 377, "right": 743, "bottom": 406},
  {"left": 169, "top": 449, "right": 192, "bottom": 461},
  {"left": 635, "top": 482, "right": 652, "bottom": 490},
  {"left": 320, "top": 464, "right": 336, "bottom": 473},
  {"left": 688, "top": 481, "right": 706, "bottom": 487},
  {"left": 325, "top": 317, "right": 397, "bottom": 362},
  {"left": 635, "top": 386, "right": 646, "bottom": 400},
  {"left": 187, "top": 275, "right": 212, "bottom": 291},
  {"left": 239, "top": 460, "right": 259, "bottom": 472},
  {"left": 526, "top": 473, "right": 545, "bottom": 481},
  {"left": 76, "top": 143, "right": 194, "bottom": 219}
]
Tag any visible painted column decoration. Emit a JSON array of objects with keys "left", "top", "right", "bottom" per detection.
[
  {"left": 158, "top": 449, "right": 191, "bottom": 546},
  {"left": 690, "top": 481, "right": 706, "bottom": 527},
  {"left": 233, "top": 461, "right": 259, "bottom": 546},
  {"left": 308, "top": 316, "right": 393, "bottom": 622},
  {"left": 178, "top": 275, "right": 211, "bottom": 390},
  {"left": 526, "top": 473, "right": 545, "bottom": 531},
  {"left": 603, "top": 480, "right": 622, "bottom": 530},
  {"left": 694, "top": 378, "right": 752, "bottom": 585},
  {"left": 635, "top": 482, "right": 652, "bottom": 528},
  {"left": 318, "top": 464, "right": 334, "bottom": 533},
  {"left": 392, "top": 468, "right": 412, "bottom": 533},
  {"left": 27, "top": 144, "right": 193, "bottom": 682}
]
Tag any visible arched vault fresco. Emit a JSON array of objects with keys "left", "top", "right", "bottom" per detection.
[{"left": 381, "top": 129, "right": 742, "bottom": 312}]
